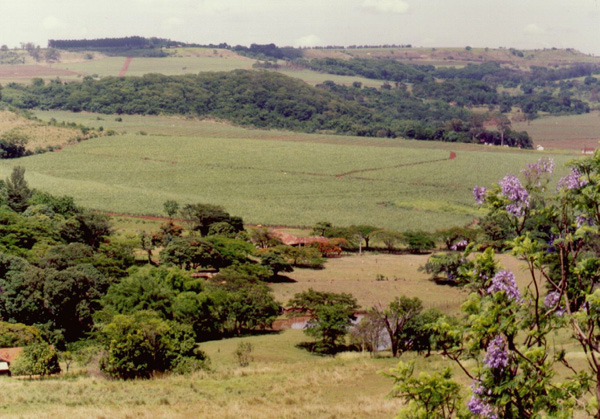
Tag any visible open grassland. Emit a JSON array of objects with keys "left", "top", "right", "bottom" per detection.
[
  {"left": 273, "top": 252, "right": 536, "bottom": 312},
  {"left": 513, "top": 111, "right": 600, "bottom": 151},
  {"left": 0, "top": 329, "right": 405, "bottom": 419},
  {"left": 0, "top": 327, "right": 591, "bottom": 419},
  {"left": 0, "top": 111, "right": 579, "bottom": 231}
]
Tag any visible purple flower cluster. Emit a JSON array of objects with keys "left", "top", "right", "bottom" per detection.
[
  {"left": 483, "top": 335, "right": 509, "bottom": 370},
  {"left": 487, "top": 270, "right": 522, "bottom": 302},
  {"left": 499, "top": 175, "right": 530, "bottom": 217},
  {"left": 557, "top": 168, "right": 588, "bottom": 190},
  {"left": 576, "top": 215, "right": 594, "bottom": 228},
  {"left": 468, "top": 393, "right": 498, "bottom": 419},
  {"left": 451, "top": 239, "right": 468, "bottom": 251},
  {"left": 521, "top": 157, "right": 554, "bottom": 186},
  {"left": 473, "top": 186, "right": 487, "bottom": 205},
  {"left": 544, "top": 291, "right": 565, "bottom": 316}
]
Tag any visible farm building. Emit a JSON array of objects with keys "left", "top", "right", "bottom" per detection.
[
  {"left": 582, "top": 147, "right": 596, "bottom": 155},
  {"left": 0, "top": 347, "right": 23, "bottom": 376},
  {"left": 269, "top": 229, "right": 329, "bottom": 247}
]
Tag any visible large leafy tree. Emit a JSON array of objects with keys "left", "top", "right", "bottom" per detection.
[{"left": 288, "top": 289, "right": 359, "bottom": 353}]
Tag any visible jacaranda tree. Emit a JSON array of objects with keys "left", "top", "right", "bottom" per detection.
[{"left": 394, "top": 155, "right": 600, "bottom": 417}]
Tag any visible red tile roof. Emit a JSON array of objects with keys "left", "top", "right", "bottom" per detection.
[
  {"left": 270, "top": 229, "right": 329, "bottom": 246},
  {"left": 0, "top": 347, "right": 23, "bottom": 363}
]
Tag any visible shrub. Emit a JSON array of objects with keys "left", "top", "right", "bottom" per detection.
[
  {"left": 98, "top": 311, "right": 207, "bottom": 380},
  {"left": 10, "top": 343, "right": 61, "bottom": 376},
  {"left": 234, "top": 342, "right": 253, "bottom": 367}
]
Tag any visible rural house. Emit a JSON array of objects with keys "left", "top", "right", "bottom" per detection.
[{"left": 0, "top": 347, "right": 23, "bottom": 376}]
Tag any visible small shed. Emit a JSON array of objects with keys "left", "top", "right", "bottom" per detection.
[{"left": 0, "top": 347, "right": 23, "bottom": 376}]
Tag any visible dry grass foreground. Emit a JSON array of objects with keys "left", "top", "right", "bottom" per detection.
[
  {"left": 0, "top": 111, "right": 84, "bottom": 151},
  {"left": 0, "top": 329, "right": 404, "bottom": 419}
]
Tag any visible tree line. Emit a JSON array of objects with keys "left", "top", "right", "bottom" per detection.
[{"left": 0, "top": 71, "right": 532, "bottom": 147}]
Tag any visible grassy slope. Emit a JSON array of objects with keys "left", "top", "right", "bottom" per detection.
[
  {"left": 0, "top": 110, "right": 86, "bottom": 151},
  {"left": 0, "top": 111, "right": 579, "bottom": 232}
]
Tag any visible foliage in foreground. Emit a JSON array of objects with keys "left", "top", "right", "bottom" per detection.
[{"left": 399, "top": 155, "right": 600, "bottom": 417}]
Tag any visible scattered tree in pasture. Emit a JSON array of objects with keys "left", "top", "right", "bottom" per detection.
[
  {"left": 349, "top": 224, "right": 379, "bottom": 253},
  {"left": 163, "top": 199, "right": 179, "bottom": 219},
  {"left": 372, "top": 296, "right": 423, "bottom": 357},
  {"left": 288, "top": 289, "right": 359, "bottom": 353},
  {"left": 350, "top": 313, "right": 384, "bottom": 355},
  {"left": 373, "top": 229, "right": 403, "bottom": 251},
  {"left": 402, "top": 231, "right": 436, "bottom": 254}
]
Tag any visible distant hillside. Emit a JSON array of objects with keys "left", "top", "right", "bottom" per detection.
[
  {"left": 0, "top": 70, "right": 533, "bottom": 147},
  {"left": 48, "top": 36, "right": 201, "bottom": 57}
]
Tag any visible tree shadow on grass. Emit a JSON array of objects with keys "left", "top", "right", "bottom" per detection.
[
  {"left": 267, "top": 274, "right": 296, "bottom": 283},
  {"left": 431, "top": 276, "right": 460, "bottom": 287}
]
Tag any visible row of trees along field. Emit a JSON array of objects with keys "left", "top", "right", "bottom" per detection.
[{"left": 0, "top": 71, "right": 533, "bottom": 147}]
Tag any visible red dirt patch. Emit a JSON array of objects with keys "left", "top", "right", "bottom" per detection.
[
  {"left": 118, "top": 57, "right": 133, "bottom": 77},
  {"left": 0, "top": 65, "right": 78, "bottom": 78}
]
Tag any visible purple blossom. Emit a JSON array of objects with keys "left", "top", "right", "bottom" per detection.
[
  {"left": 521, "top": 157, "right": 554, "bottom": 186},
  {"left": 451, "top": 239, "right": 468, "bottom": 251},
  {"left": 473, "top": 186, "right": 487, "bottom": 205},
  {"left": 557, "top": 168, "right": 588, "bottom": 190},
  {"left": 544, "top": 291, "right": 565, "bottom": 316},
  {"left": 576, "top": 215, "right": 594, "bottom": 228},
  {"left": 499, "top": 175, "right": 530, "bottom": 217},
  {"left": 483, "top": 335, "right": 509, "bottom": 370},
  {"left": 487, "top": 270, "right": 522, "bottom": 302},
  {"left": 468, "top": 395, "right": 498, "bottom": 419}
]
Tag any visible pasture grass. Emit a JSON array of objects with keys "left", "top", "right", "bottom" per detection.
[
  {"left": 0, "top": 329, "right": 405, "bottom": 419},
  {"left": 272, "top": 252, "right": 537, "bottom": 311},
  {"left": 0, "top": 111, "right": 580, "bottom": 232},
  {"left": 0, "top": 326, "right": 592, "bottom": 418}
]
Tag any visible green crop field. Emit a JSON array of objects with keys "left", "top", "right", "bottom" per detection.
[
  {"left": 0, "top": 111, "right": 579, "bottom": 232},
  {"left": 55, "top": 55, "right": 256, "bottom": 78}
]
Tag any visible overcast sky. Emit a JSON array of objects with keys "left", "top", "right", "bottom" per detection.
[{"left": 1, "top": 0, "right": 599, "bottom": 55}]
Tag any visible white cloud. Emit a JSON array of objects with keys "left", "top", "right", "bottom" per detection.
[
  {"left": 164, "top": 17, "right": 184, "bottom": 28},
  {"left": 362, "top": 0, "right": 410, "bottom": 14},
  {"left": 294, "top": 34, "right": 322, "bottom": 47},
  {"left": 524, "top": 23, "right": 545, "bottom": 35},
  {"left": 42, "top": 16, "right": 64, "bottom": 30}
]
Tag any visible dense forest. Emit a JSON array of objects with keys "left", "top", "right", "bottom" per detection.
[{"left": 0, "top": 71, "right": 533, "bottom": 147}]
